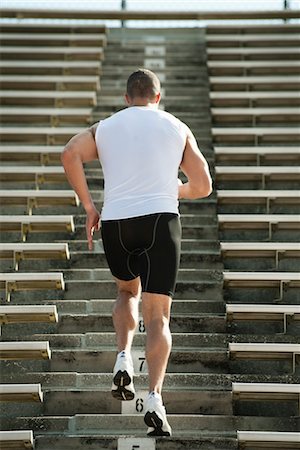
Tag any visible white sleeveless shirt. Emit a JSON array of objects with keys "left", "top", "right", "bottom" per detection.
[{"left": 95, "top": 105, "right": 187, "bottom": 220}]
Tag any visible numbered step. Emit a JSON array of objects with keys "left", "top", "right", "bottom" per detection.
[
  {"left": 118, "top": 437, "right": 156, "bottom": 450},
  {"left": 121, "top": 390, "right": 148, "bottom": 415},
  {"left": 132, "top": 349, "right": 148, "bottom": 374},
  {"left": 136, "top": 317, "right": 146, "bottom": 334},
  {"left": 145, "top": 46, "right": 166, "bottom": 57}
]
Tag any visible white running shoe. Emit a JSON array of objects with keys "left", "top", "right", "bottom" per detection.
[
  {"left": 111, "top": 350, "right": 135, "bottom": 401},
  {"left": 144, "top": 392, "right": 172, "bottom": 437}
]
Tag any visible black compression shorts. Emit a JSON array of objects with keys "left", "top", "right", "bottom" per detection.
[{"left": 101, "top": 213, "right": 181, "bottom": 297}]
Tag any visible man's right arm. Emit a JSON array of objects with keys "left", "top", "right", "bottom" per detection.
[{"left": 178, "top": 128, "right": 212, "bottom": 200}]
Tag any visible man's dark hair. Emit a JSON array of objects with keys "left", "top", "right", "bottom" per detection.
[{"left": 126, "top": 68, "right": 161, "bottom": 99}]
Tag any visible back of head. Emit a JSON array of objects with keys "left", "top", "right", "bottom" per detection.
[{"left": 126, "top": 68, "right": 161, "bottom": 100}]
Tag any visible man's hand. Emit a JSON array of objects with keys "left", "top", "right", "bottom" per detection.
[{"left": 86, "top": 206, "right": 101, "bottom": 251}]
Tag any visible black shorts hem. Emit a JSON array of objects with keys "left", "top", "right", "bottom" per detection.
[{"left": 142, "top": 288, "right": 175, "bottom": 298}]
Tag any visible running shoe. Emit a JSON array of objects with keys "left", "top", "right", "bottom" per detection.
[
  {"left": 111, "top": 350, "right": 135, "bottom": 401},
  {"left": 144, "top": 391, "right": 172, "bottom": 436}
]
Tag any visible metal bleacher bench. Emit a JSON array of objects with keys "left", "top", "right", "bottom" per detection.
[
  {"left": 0, "top": 430, "right": 34, "bottom": 449},
  {"left": 0, "top": 32, "right": 107, "bottom": 46},
  {"left": 209, "top": 76, "right": 300, "bottom": 91},
  {"left": 0, "top": 75, "right": 101, "bottom": 91},
  {"left": 211, "top": 107, "right": 300, "bottom": 125},
  {"left": 0, "top": 46, "right": 104, "bottom": 60},
  {"left": 0, "top": 166, "right": 66, "bottom": 187},
  {"left": 0, "top": 22, "right": 107, "bottom": 33},
  {"left": 0, "top": 341, "right": 51, "bottom": 359},
  {"left": 223, "top": 271, "right": 300, "bottom": 302},
  {"left": 210, "top": 91, "right": 300, "bottom": 107},
  {"left": 218, "top": 214, "right": 300, "bottom": 240},
  {"left": 0, "top": 190, "right": 79, "bottom": 214},
  {"left": 207, "top": 47, "right": 300, "bottom": 59},
  {"left": 0, "top": 383, "right": 43, "bottom": 402},
  {"left": 0, "top": 107, "right": 93, "bottom": 126},
  {"left": 229, "top": 343, "right": 300, "bottom": 373},
  {"left": 0, "top": 215, "right": 75, "bottom": 241},
  {"left": 0, "top": 243, "right": 70, "bottom": 270},
  {"left": 214, "top": 146, "right": 300, "bottom": 165},
  {"left": 0, "top": 146, "right": 62, "bottom": 164},
  {"left": 0, "top": 272, "right": 65, "bottom": 302},
  {"left": 0, "top": 305, "right": 58, "bottom": 324},
  {"left": 0, "top": 127, "right": 85, "bottom": 145},
  {"left": 233, "top": 383, "right": 300, "bottom": 414},
  {"left": 0, "top": 90, "right": 97, "bottom": 107},
  {"left": 206, "top": 33, "right": 300, "bottom": 45},
  {"left": 0, "top": 60, "right": 102, "bottom": 76},
  {"left": 208, "top": 61, "right": 300, "bottom": 76},
  {"left": 220, "top": 242, "right": 300, "bottom": 269},
  {"left": 237, "top": 431, "right": 300, "bottom": 449},
  {"left": 217, "top": 190, "right": 300, "bottom": 213},
  {"left": 226, "top": 304, "right": 300, "bottom": 333},
  {"left": 215, "top": 166, "right": 300, "bottom": 187},
  {"left": 212, "top": 128, "right": 300, "bottom": 145}
]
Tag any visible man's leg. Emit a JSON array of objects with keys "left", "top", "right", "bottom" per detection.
[
  {"left": 111, "top": 277, "right": 141, "bottom": 401},
  {"left": 142, "top": 292, "right": 172, "bottom": 436},
  {"left": 142, "top": 292, "right": 172, "bottom": 394},
  {"left": 113, "top": 277, "right": 141, "bottom": 353}
]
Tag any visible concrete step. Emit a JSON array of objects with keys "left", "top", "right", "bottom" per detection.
[
  {"left": 7, "top": 298, "right": 225, "bottom": 315},
  {"left": 2, "top": 387, "right": 233, "bottom": 416},
  {"left": 0, "top": 250, "right": 223, "bottom": 271},
  {"left": 1, "top": 332, "right": 229, "bottom": 349},
  {"left": 2, "top": 371, "right": 297, "bottom": 391},
  {"left": 0, "top": 347, "right": 229, "bottom": 374},
  {"left": 30, "top": 434, "right": 238, "bottom": 450},
  {"left": 1, "top": 313, "right": 226, "bottom": 336},
  {"left": 6, "top": 414, "right": 299, "bottom": 437}
]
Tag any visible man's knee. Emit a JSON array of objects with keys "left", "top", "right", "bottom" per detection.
[{"left": 115, "top": 277, "right": 141, "bottom": 299}]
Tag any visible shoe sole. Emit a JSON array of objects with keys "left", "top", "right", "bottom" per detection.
[
  {"left": 111, "top": 370, "right": 135, "bottom": 401},
  {"left": 144, "top": 411, "right": 171, "bottom": 437}
]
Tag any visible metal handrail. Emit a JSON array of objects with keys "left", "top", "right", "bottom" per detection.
[{"left": 0, "top": 8, "right": 299, "bottom": 20}]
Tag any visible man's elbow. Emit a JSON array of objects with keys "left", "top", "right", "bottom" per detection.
[{"left": 61, "top": 144, "right": 75, "bottom": 166}]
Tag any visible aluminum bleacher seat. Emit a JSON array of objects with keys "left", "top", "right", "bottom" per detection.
[
  {"left": 211, "top": 107, "right": 300, "bottom": 126},
  {"left": 0, "top": 215, "right": 75, "bottom": 241},
  {"left": 0, "top": 430, "right": 34, "bottom": 449},
  {"left": 232, "top": 383, "right": 300, "bottom": 414},
  {"left": 0, "top": 341, "right": 51, "bottom": 359},
  {"left": 215, "top": 167, "right": 300, "bottom": 188},
  {"left": 206, "top": 33, "right": 300, "bottom": 47},
  {"left": 207, "top": 47, "right": 300, "bottom": 60},
  {"left": 0, "top": 305, "right": 58, "bottom": 324},
  {"left": 218, "top": 214, "right": 299, "bottom": 240},
  {"left": 0, "top": 46, "right": 104, "bottom": 61},
  {"left": 237, "top": 431, "right": 300, "bottom": 449},
  {"left": 0, "top": 127, "right": 84, "bottom": 145},
  {"left": 0, "top": 383, "right": 43, "bottom": 402},
  {"left": 0, "top": 75, "right": 100, "bottom": 91},
  {"left": 210, "top": 91, "right": 300, "bottom": 107},
  {"left": 224, "top": 271, "right": 300, "bottom": 302},
  {"left": 0, "top": 32, "right": 107, "bottom": 47},
  {"left": 0, "top": 243, "right": 70, "bottom": 270},
  {"left": 0, "top": 60, "right": 102, "bottom": 76},
  {"left": 217, "top": 190, "right": 300, "bottom": 213},
  {"left": 0, "top": 272, "right": 65, "bottom": 302},
  {"left": 229, "top": 343, "right": 300, "bottom": 373},
  {"left": 0, "top": 22, "right": 107, "bottom": 34},
  {"left": 0, "top": 146, "right": 61, "bottom": 164},
  {"left": 209, "top": 76, "right": 300, "bottom": 92},
  {"left": 0, "top": 90, "right": 97, "bottom": 107},
  {"left": 226, "top": 304, "right": 300, "bottom": 333},
  {"left": 0, "top": 190, "right": 79, "bottom": 214},
  {"left": 0, "top": 107, "right": 92, "bottom": 126},
  {"left": 0, "top": 166, "right": 66, "bottom": 186},
  {"left": 214, "top": 147, "right": 300, "bottom": 165},
  {"left": 221, "top": 242, "right": 300, "bottom": 269},
  {"left": 212, "top": 127, "right": 299, "bottom": 145},
  {"left": 208, "top": 61, "right": 300, "bottom": 76}
]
